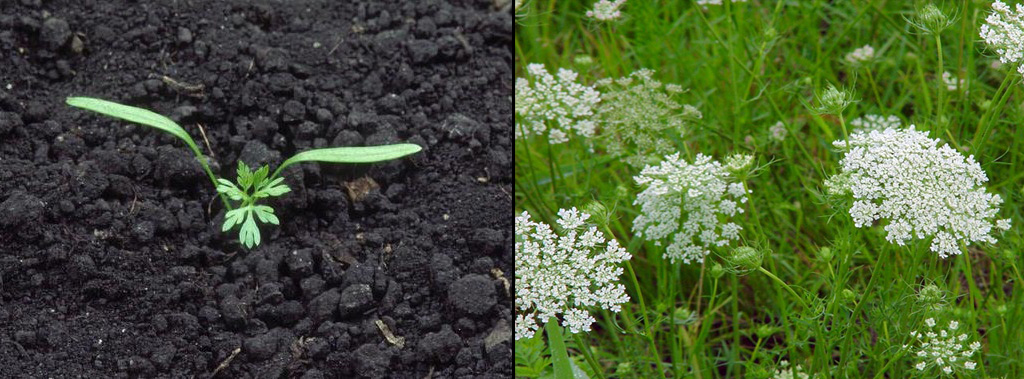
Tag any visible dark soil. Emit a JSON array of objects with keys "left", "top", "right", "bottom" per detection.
[{"left": 0, "top": 1, "right": 513, "bottom": 378}]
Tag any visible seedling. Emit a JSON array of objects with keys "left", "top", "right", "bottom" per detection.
[{"left": 67, "top": 96, "right": 422, "bottom": 248}]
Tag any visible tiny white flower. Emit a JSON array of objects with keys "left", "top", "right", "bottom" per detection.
[
  {"left": 515, "top": 64, "right": 601, "bottom": 144},
  {"left": 586, "top": 0, "right": 626, "bottom": 21},
  {"left": 515, "top": 208, "right": 631, "bottom": 340},
  {"left": 828, "top": 127, "right": 1012, "bottom": 258},
  {"left": 849, "top": 114, "right": 902, "bottom": 132},
  {"left": 770, "top": 121, "right": 788, "bottom": 142},
  {"left": 695, "top": 0, "right": 748, "bottom": 6},
  {"left": 906, "top": 317, "right": 981, "bottom": 376},
  {"left": 845, "top": 45, "right": 876, "bottom": 65},
  {"left": 941, "top": 71, "right": 965, "bottom": 91},
  {"left": 633, "top": 153, "right": 748, "bottom": 264},
  {"left": 594, "top": 69, "right": 700, "bottom": 167},
  {"left": 981, "top": 1, "right": 1024, "bottom": 78}
]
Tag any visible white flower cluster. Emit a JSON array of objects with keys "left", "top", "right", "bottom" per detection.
[
  {"left": 981, "top": 1, "right": 1024, "bottom": 77},
  {"left": 941, "top": 71, "right": 965, "bottom": 91},
  {"left": 770, "top": 121, "right": 788, "bottom": 142},
  {"left": 907, "top": 318, "right": 981, "bottom": 375},
  {"left": 515, "top": 63, "right": 601, "bottom": 144},
  {"left": 849, "top": 114, "right": 902, "bottom": 132},
  {"left": 772, "top": 360, "right": 813, "bottom": 379},
  {"left": 594, "top": 69, "right": 701, "bottom": 167},
  {"left": 633, "top": 153, "right": 749, "bottom": 264},
  {"left": 828, "top": 127, "right": 1012, "bottom": 258},
  {"left": 515, "top": 208, "right": 631, "bottom": 340},
  {"left": 586, "top": 0, "right": 626, "bottom": 21},
  {"left": 844, "top": 45, "right": 876, "bottom": 65},
  {"left": 695, "top": 0, "right": 748, "bottom": 6}
]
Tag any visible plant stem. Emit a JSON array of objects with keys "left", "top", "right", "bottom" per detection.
[
  {"left": 573, "top": 333, "right": 606, "bottom": 379},
  {"left": 935, "top": 34, "right": 945, "bottom": 131},
  {"left": 624, "top": 261, "right": 668, "bottom": 377},
  {"left": 960, "top": 241, "right": 982, "bottom": 312},
  {"left": 972, "top": 72, "right": 1016, "bottom": 152},
  {"left": 757, "top": 266, "right": 808, "bottom": 309}
]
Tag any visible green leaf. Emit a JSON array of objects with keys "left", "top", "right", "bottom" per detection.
[
  {"left": 256, "top": 177, "right": 291, "bottom": 198},
  {"left": 273, "top": 144, "right": 422, "bottom": 177},
  {"left": 237, "top": 161, "right": 253, "bottom": 191},
  {"left": 546, "top": 318, "right": 574, "bottom": 379},
  {"left": 251, "top": 165, "right": 269, "bottom": 189},
  {"left": 252, "top": 205, "right": 280, "bottom": 225},
  {"left": 216, "top": 179, "right": 244, "bottom": 201},
  {"left": 222, "top": 207, "right": 248, "bottom": 231},
  {"left": 239, "top": 211, "right": 261, "bottom": 248},
  {"left": 66, "top": 96, "right": 230, "bottom": 209},
  {"left": 67, "top": 97, "right": 203, "bottom": 157}
]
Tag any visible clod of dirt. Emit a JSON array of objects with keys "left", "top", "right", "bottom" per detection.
[
  {"left": 238, "top": 140, "right": 281, "bottom": 168},
  {"left": 448, "top": 274, "right": 497, "bottom": 316},
  {"left": 40, "top": 17, "right": 70, "bottom": 51},
  {"left": 0, "top": 191, "right": 45, "bottom": 228},
  {"left": 285, "top": 249, "right": 315, "bottom": 278},
  {"left": 344, "top": 177, "right": 379, "bottom": 203},
  {"left": 417, "top": 325, "right": 461, "bottom": 363},
  {"left": 338, "top": 284, "right": 374, "bottom": 318},
  {"left": 0, "top": 111, "right": 23, "bottom": 135},
  {"left": 407, "top": 39, "right": 439, "bottom": 63},
  {"left": 352, "top": 343, "right": 393, "bottom": 378},
  {"left": 308, "top": 288, "right": 340, "bottom": 321}
]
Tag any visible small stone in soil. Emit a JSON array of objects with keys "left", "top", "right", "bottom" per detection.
[
  {"left": 352, "top": 343, "right": 392, "bottom": 378},
  {"left": 449, "top": 274, "right": 497, "bottom": 315},
  {"left": 41, "top": 17, "right": 70, "bottom": 51},
  {"left": 338, "top": 284, "right": 374, "bottom": 318},
  {"left": 417, "top": 325, "right": 461, "bottom": 363}
]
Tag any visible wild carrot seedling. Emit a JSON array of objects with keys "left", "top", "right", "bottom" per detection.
[{"left": 66, "top": 96, "right": 422, "bottom": 248}]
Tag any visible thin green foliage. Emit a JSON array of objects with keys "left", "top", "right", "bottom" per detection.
[
  {"left": 516, "top": 0, "right": 1024, "bottom": 378},
  {"left": 67, "top": 96, "right": 422, "bottom": 249}
]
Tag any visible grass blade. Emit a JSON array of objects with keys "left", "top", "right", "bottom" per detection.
[
  {"left": 272, "top": 144, "right": 422, "bottom": 178},
  {"left": 546, "top": 318, "right": 574, "bottom": 379},
  {"left": 66, "top": 96, "right": 230, "bottom": 209},
  {"left": 66, "top": 96, "right": 202, "bottom": 155}
]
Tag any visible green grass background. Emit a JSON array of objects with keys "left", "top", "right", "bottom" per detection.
[{"left": 515, "top": 0, "right": 1024, "bottom": 378}]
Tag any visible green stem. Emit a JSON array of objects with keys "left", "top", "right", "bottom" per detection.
[
  {"left": 757, "top": 266, "right": 808, "bottom": 309},
  {"left": 625, "top": 261, "right": 668, "bottom": 377},
  {"left": 960, "top": 242, "right": 982, "bottom": 312},
  {"left": 935, "top": 34, "right": 944, "bottom": 129},
  {"left": 839, "top": 113, "right": 850, "bottom": 151},
  {"left": 573, "top": 333, "right": 606, "bottom": 379},
  {"left": 198, "top": 156, "right": 232, "bottom": 211},
  {"left": 865, "top": 69, "right": 883, "bottom": 105},
  {"left": 972, "top": 72, "right": 1016, "bottom": 152}
]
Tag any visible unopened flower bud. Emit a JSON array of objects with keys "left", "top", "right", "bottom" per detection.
[
  {"left": 581, "top": 200, "right": 611, "bottom": 228},
  {"left": 725, "top": 154, "right": 755, "bottom": 178},
  {"left": 816, "top": 84, "right": 854, "bottom": 115},
  {"left": 727, "top": 246, "right": 765, "bottom": 272},
  {"left": 918, "top": 284, "right": 944, "bottom": 304},
  {"left": 914, "top": 4, "right": 952, "bottom": 35},
  {"left": 841, "top": 288, "right": 857, "bottom": 303},
  {"left": 615, "top": 184, "right": 630, "bottom": 200},
  {"left": 673, "top": 307, "right": 697, "bottom": 325},
  {"left": 574, "top": 55, "right": 595, "bottom": 67},
  {"left": 710, "top": 262, "right": 725, "bottom": 279},
  {"left": 755, "top": 324, "right": 778, "bottom": 339},
  {"left": 817, "top": 247, "right": 833, "bottom": 262}
]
